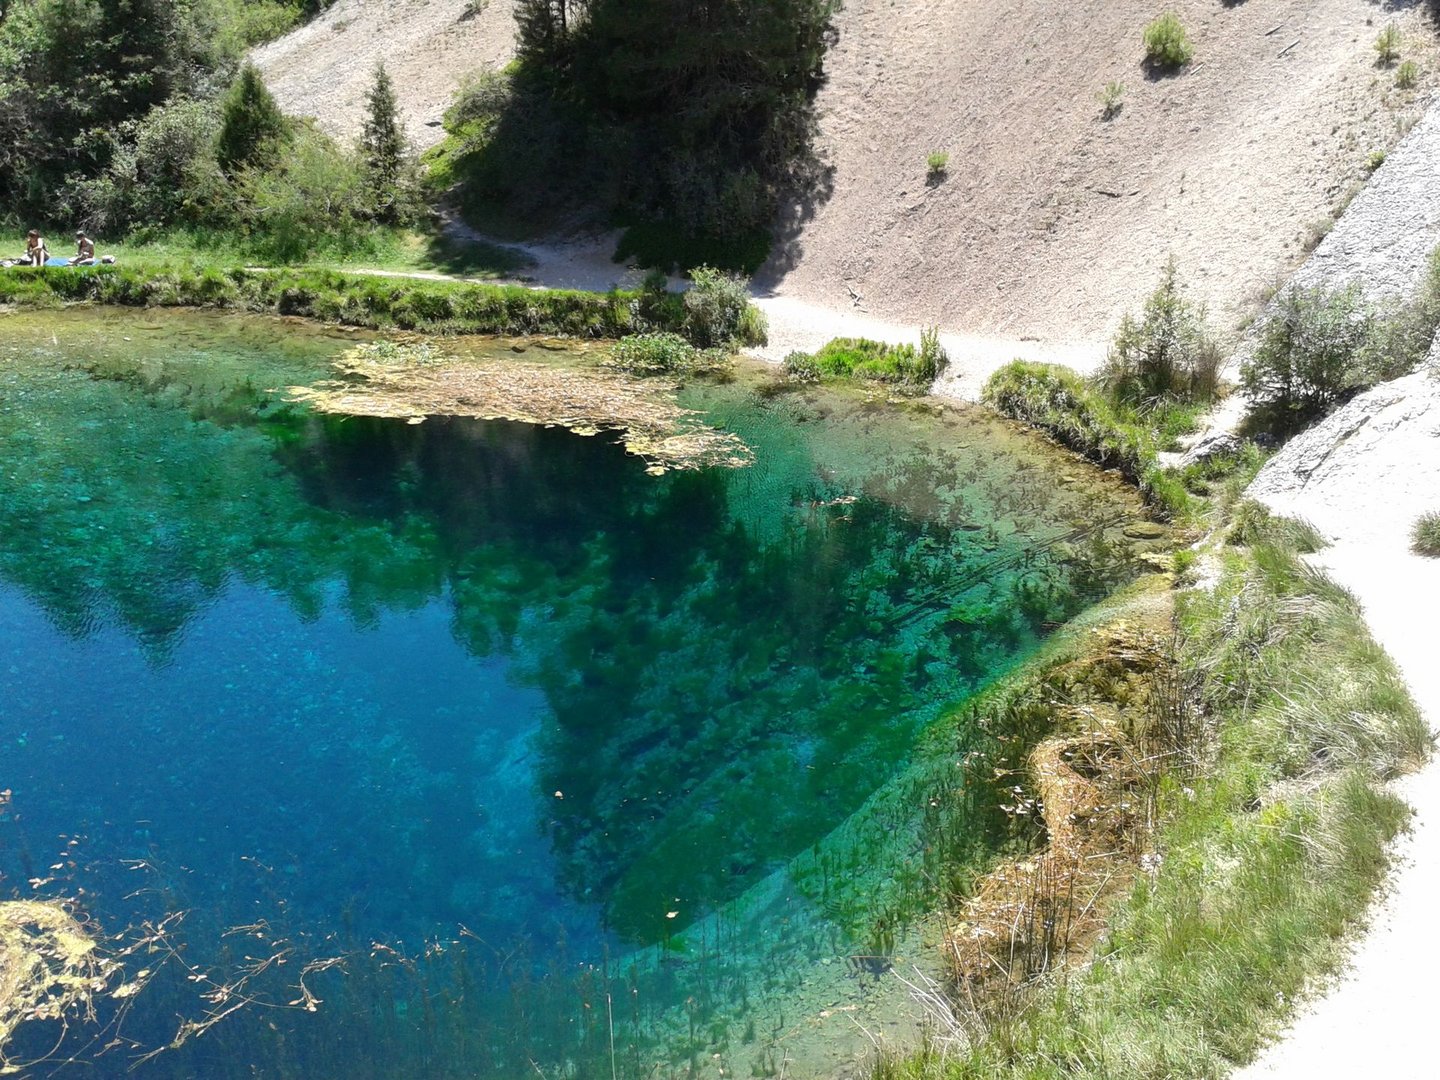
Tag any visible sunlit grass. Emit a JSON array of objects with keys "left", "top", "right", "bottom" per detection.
[{"left": 102, "top": 225, "right": 526, "bottom": 280}]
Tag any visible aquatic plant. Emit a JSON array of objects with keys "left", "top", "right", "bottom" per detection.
[
  {"left": 0, "top": 308, "right": 1158, "bottom": 1079},
  {"left": 287, "top": 340, "right": 752, "bottom": 473}
]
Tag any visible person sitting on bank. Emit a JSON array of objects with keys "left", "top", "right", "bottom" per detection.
[
  {"left": 69, "top": 230, "right": 96, "bottom": 266},
  {"left": 25, "top": 230, "right": 47, "bottom": 266}
]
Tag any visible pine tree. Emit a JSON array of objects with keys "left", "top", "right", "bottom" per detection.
[
  {"left": 361, "top": 62, "right": 408, "bottom": 223},
  {"left": 216, "top": 63, "right": 288, "bottom": 173},
  {"left": 515, "top": 1, "right": 586, "bottom": 67}
]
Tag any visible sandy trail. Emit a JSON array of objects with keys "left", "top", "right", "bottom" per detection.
[
  {"left": 1238, "top": 556, "right": 1440, "bottom": 1080},
  {"left": 438, "top": 219, "right": 1107, "bottom": 399}
]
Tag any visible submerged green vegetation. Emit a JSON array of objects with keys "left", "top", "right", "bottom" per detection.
[
  {"left": 872, "top": 485, "right": 1430, "bottom": 1079},
  {"left": 0, "top": 307, "right": 1161, "bottom": 1077}
]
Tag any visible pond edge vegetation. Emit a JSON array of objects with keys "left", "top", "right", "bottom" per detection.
[
  {"left": 0, "top": 262, "right": 768, "bottom": 350},
  {"left": 866, "top": 263, "right": 1437, "bottom": 1077}
]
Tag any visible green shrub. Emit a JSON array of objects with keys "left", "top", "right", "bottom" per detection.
[
  {"left": 1241, "top": 285, "right": 1371, "bottom": 436},
  {"left": 1396, "top": 60, "right": 1419, "bottom": 89},
  {"left": 807, "top": 332, "right": 948, "bottom": 391},
  {"left": 1242, "top": 252, "right": 1439, "bottom": 437},
  {"left": 1143, "top": 12, "right": 1194, "bottom": 69},
  {"left": 926, "top": 151, "right": 949, "bottom": 179},
  {"left": 216, "top": 63, "right": 291, "bottom": 173},
  {"left": 1097, "top": 80, "right": 1125, "bottom": 120},
  {"left": 607, "top": 332, "right": 728, "bottom": 376},
  {"left": 682, "top": 265, "right": 767, "bottom": 348},
  {"left": 782, "top": 350, "right": 820, "bottom": 381},
  {"left": 1413, "top": 512, "right": 1440, "bottom": 557},
  {"left": 236, "top": 129, "right": 374, "bottom": 264},
  {"left": 1101, "top": 260, "right": 1220, "bottom": 407},
  {"left": 1375, "top": 21, "right": 1402, "bottom": 65}
]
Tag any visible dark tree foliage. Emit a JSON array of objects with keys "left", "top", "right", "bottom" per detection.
[
  {"left": 0, "top": 1, "right": 334, "bottom": 227},
  {"left": 0, "top": 0, "right": 215, "bottom": 219},
  {"left": 458, "top": 0, "right": 838, "bottom": 270},
  {"left": 216, "top": 62, "right": 289, "bottom": 173},
  {"left": 514, "top": 0, "right": 587, "bottom": 66},
  {"left": 361, "top": 62, "right": 409, "bottom": 223}
]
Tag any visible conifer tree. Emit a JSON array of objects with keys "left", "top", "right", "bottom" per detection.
[
  {"left": 216, "top": 63, "right": 288, "bottom": 173},
  {"left": 360, "top": 62, "right": 408, "bottom": 223}
]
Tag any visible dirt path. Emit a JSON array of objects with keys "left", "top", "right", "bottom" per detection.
[{"left": 423, "top": 222, "right": 1106, "bottom": 399}]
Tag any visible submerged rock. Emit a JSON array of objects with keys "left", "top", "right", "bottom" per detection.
[{"left": 1122, "top": 521, "right": 1167, "bottom": 541}]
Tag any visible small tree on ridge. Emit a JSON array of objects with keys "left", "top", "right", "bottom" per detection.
[
  {"left": 216, "top": 64, "right": 289, "bottom": 173},
  {"left": 360, "top": 63, "right": 410, "bottom": 223}
]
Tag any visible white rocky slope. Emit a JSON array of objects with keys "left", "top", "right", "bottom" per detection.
[
  {"left": 1240, "top": 355, "right": 1440, "bottom": 1079},
  {"left": 253, "top": 0, "right": 517, "bottom": 152}
]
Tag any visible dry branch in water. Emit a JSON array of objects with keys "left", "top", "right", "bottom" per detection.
[{"left": 286, "top": 342, "right": 754, "bottom": 475}]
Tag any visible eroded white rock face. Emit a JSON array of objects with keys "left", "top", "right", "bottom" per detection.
[{"left": 1249, "top": 368, "right": 1440, "bottom": 546}]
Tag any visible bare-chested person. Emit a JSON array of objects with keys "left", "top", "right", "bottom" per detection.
[{"left": 70, "top": 230, "right": 96, "bottom": 265}]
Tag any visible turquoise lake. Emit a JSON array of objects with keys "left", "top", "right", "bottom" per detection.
[{"left": 0, "top": 308, "right": 1157, "bottom": 1078}]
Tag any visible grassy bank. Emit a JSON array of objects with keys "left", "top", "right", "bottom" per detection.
[
  {"left": 983, "top": 361, "right": 1207, "bottom": 518},
  {"left": 872, "top": 480, "right": 1431, "bottom": 1078},
  {"left": 0, "top": 262, "right": 682, "bottom": 340},
  {"left": 101, "top": 225, "right": 527, "bottom": 280}
]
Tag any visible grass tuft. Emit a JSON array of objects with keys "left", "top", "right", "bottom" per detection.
[
  {"left": 1143, "top": 12, "right": 1194, "bottom": 69},
  {"left": 1412, "top": 511, "right": 1440, "bottom": 557},
  {"left": 785, "top": 330, "right": 949, "bottom": 392}
]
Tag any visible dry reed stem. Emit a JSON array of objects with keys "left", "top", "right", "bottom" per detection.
[{"left": 944, "top": 618, "right": 1183, "bottom": 1014}]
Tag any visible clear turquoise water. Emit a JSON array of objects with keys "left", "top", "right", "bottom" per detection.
[{"left": 0, "top": 309, "right": 1155, "bottom": 1078}]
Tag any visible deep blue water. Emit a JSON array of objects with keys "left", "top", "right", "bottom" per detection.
[{"left": 0, "top": 309, "right": 1154, "bottom": 1078}]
